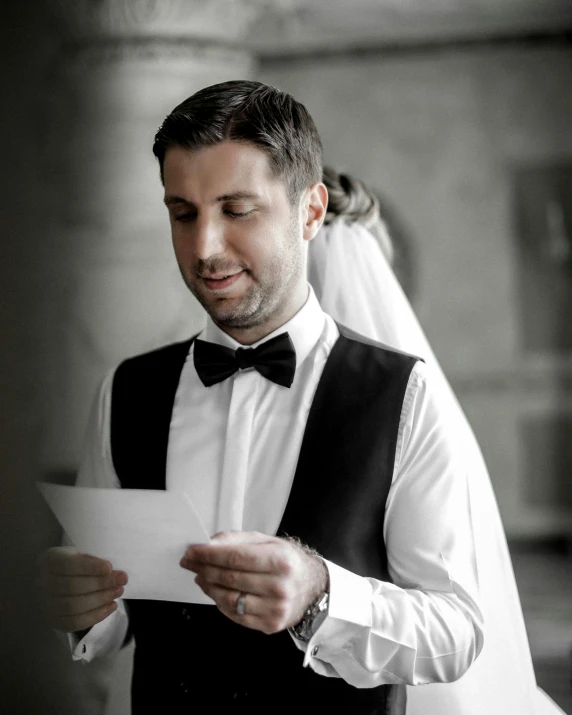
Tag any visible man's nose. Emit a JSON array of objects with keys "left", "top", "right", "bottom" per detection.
[{"left": 193, "top": 215, "right": 225, "bottom": 260}]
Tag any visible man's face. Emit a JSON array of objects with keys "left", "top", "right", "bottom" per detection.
[{"left": 163, "top": 142, "right": 310, "bottom": 337}]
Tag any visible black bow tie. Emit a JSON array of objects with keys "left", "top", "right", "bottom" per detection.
[{"left": 193, "top": 332, "right": 297, "bottom": 388}]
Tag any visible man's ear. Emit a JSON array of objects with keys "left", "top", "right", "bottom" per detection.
[{"left": 302, "top": 182, "right": 328, "bottom": 242}]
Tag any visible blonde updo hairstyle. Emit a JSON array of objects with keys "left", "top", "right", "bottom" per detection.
[{"left": 322, "top": 166, "right": 393, "bottom": 263}]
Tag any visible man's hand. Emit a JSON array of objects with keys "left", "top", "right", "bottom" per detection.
[
  {"left": 36, "top": 547, "right": 128, "bottom": 634},
  {"left": 180, "top": 531, "right": 328, "bottom": 635}
]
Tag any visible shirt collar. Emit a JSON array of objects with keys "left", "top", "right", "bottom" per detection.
[{"left": 201, "top": 284, "right": 326, "bottom": 369}]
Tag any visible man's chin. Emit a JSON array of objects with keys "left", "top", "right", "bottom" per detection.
[
  {"left": 210, "top": 301, "right": 269, "bottom": 331},
  {"left": 210, "top": 310, "right": 263, "bottom": 331},
  {"left": 189, "top": 282, "right": 265, "bottom": 329},
  {"left": 196, "top": 297, "right": 255, "bottom": 329}
]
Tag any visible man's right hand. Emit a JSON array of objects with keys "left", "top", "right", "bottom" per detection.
[{"left": 36, "top": 547, "right": 128, "bottom": 634}]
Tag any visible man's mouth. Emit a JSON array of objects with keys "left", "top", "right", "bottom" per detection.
[{"left": 200, "top": 271, "right": 244, "bottom": 291}]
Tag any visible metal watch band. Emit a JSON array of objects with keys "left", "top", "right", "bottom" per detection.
[{"left": 291, "top": 590, "right": 329, "bottom": 642}]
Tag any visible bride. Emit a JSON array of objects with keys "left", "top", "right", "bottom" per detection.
[{"left": 308, "top": 167, "right": 564, "bottom": 715}]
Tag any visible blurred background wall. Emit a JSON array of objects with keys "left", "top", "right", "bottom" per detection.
[{"left": 1, "top": 1, "right": 571, "bottom": 713}]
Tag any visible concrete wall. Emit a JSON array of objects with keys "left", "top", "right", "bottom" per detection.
[
  {"left": 261, "top": 43, "right": 572, "bottom": 536},
  {"left": 0, "top": 4, "right": 254, "bottom": 712},
  {"left": 0, "top": 6, "right": 113, "bottom": 714}
]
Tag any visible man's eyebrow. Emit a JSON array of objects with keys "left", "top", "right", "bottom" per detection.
[
  {"left": 163, "top": 192, "right": 261, "bottom": 207},
  {"left": 215, "top": 191, "right": 260, "bottom": 202},
  {"left": 164, "top": 195, "right": 193, "bottom": 207}
]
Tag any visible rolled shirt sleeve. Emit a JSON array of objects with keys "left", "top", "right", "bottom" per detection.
[{"left": 292, "top": 361, "right": 484, "bottom": 687}]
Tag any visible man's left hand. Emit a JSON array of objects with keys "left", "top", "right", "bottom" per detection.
[{"left": 180, "top": 531, "right": 327, "bottom": 635}]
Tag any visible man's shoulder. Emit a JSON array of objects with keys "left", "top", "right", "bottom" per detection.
[
  {"left": 110, "top": 337, "right": 198, "bottom": 423},
  {"left": 119, "top": 337, "right": 196, "bottom": 367},
  {"left": 336, "top": 323, "right": 422, "bottom": 364},
  {"left": 113, "top": 337, "right": 197, "bottom": 384}
]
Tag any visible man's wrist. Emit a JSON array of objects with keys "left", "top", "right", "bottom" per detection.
[
  {"left": 291, "top": 587, "right": 329, "bottom": 642},
  {"left": 291, "top": 560, "right": 330, "bottom": 642},
  {"left": 280, "top": 535, "right": 328, "bottom": 592},
  {"left": 280, "top": 535, "right": 330, "bottom": 640}
]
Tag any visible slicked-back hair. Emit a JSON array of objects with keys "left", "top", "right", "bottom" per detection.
[{"left": 152, "top": 80, "right": 323, "bottom": 203}]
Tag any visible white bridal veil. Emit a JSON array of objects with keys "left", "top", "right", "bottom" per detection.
[{"left": 308, "top": 219, "right": 564, "bottom": 715}]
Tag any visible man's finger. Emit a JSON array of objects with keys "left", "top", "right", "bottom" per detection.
[
  {"left": 47, "top": 586, "right": 124, "bottom": 617},
  {"left": 210, "top": 530, "right": 278, "bottom": 546},
  {"left": 53, "top": 601, "right": 119, "bottom": 634},
  {"left": 42, "top": 570, "right": 128, "bottom": 596},
  {"left": 41, "top": 548, "right": 112, "bottom": 577},
  {"left": 187, "top": 564, "right": 285, "bottom": 598},
  {"left": 195, "top": 579, "right": 269, "bottom": 618},
  {"left": 197, "top": 580, "right": 292, "bottom": 635},
  {"left": 182, "top": 541, "right": 292, "bottom": 574}
]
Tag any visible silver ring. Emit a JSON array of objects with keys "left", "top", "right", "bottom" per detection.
[{"left": 236, "top": 592, "right": 247, "bottom": 617}]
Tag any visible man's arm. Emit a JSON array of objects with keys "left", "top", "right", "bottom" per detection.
[
  {"left": 37, "top": 371, "right": 130, "bottom": 662},
  {"left": 184, "top": 361, "right": 483, "bottom": 686}
]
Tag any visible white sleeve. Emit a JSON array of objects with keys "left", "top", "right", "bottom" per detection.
[
  {"left": 291, "top": 361, "right": 484, "bottom": 687},
  {"left": 75, "top": 369, "right": 120, "bottom": 490},
  {"left": 67, "top": 600, "right": 129, "bottom": 663},
  {"left": 62, "top": 369, "right": 129, "bottom": 662}
]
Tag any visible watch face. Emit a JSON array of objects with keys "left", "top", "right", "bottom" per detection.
[
  {"left": 292, "top": 620, "right": 311, "bottom": 642},
  {"left": 291, "top": 590, "right": 329, "bottom": 641}
]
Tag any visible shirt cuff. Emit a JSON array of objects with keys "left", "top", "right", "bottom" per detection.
[
  {"left": 66, "top": 599, "right": 129, "bottom": 663},
  {"left": 289, "top": 559, "right": 372, "bottom": 673}
]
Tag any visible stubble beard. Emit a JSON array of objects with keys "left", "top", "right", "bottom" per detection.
[{"left": 181, "top": 224, "right": 304, "bottom": 331}]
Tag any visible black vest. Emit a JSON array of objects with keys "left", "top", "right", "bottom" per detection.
[{"left": 110, "top": 327, "right": 418, "bottom": 715}]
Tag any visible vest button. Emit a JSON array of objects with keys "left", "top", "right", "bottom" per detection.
[
  {"left": 311, "top": 645, "right": 320, "bottom": 657},
  {"left": 181, "top": 608, "right": 191, "bottom": 621},
  {"left": 233, "top": 691, "right": 248, "bottom": 700},
  {"left": 180, "top": 681, "right": 189, "bottom": 694}
]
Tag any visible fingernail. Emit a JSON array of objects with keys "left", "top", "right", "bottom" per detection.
[
  {"left": 115, "top": 572, "right": 128, "bottom": 586},
  {"left": 113, "top": 586, "right": 124, "bottom": 597}
]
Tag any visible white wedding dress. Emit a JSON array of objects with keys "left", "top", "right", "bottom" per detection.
[{"left": 308, "top": 220, "right": 565, "bottom": 715}]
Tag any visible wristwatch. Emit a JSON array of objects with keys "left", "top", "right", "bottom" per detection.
[{"left": 291, "top": 589, "right": 329, "bottom": 643}]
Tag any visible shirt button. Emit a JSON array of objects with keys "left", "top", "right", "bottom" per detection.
[{"left": 311, "top": 645, "right": 320, "bottom": 657}]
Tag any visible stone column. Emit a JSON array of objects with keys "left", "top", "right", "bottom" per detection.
[
  {"left": 41, "top": 0, "right": 259, "bottom": 470},
  {"left": 28, "top": 4, "right": 262, "bottom": 712}
]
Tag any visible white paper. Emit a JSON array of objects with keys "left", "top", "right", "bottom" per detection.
[{"left": 38, "top": 482, "right": 215, "bottom": 605}]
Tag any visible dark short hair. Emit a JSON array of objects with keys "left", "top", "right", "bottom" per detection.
[{"left": 153, "top": 80, "right": 323, "bottom": 202}]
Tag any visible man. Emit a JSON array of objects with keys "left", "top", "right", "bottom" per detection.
[{"left": 38, "top": 81, "right": 483, "bottom": 714}]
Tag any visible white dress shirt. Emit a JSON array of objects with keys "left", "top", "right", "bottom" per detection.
[{"left": 69, "top": 286, "right": 483, "bottom": 688}]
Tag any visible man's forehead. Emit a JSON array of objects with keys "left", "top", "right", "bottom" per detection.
[
  {"left": 163, "top": 142, "right": 276, "bottom": 182},
  {"left": 162, "top": 142, "right": 285, "bottom": 203}
]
